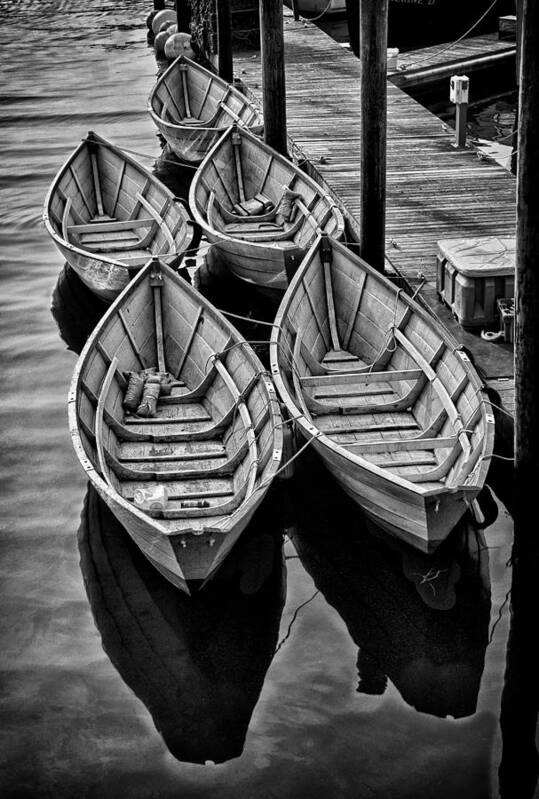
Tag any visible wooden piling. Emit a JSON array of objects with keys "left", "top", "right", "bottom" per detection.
[
  {"left": 515, "top": 0, "right": 539, "bottom": 536},
  {"left": 216, "top": 0, "right": 233, "bottom": 83},
  {"left": 176, "top": 0, "right": 189, "bottom": 32},
  {"left": 359, "top": 0, "right": 388, "bottom": 273},
  {"left": 260, "top": 0, "right": 288, "bottom": 156}
]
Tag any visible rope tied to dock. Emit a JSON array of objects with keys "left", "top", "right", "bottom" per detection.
[{"left": 398, "top": 0, "right": 501, "bottom": 68}]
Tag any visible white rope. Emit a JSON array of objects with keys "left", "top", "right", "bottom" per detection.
[
  {"left": 304, "top": 0, "right": 334, "bottom": 23},
  {"left": 399, "top": 0, "right": 500, "bottom": 69}
]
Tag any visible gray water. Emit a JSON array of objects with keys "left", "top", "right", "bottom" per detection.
[{"left": 0, "top": 2, "right": 530, "bottom": 797}]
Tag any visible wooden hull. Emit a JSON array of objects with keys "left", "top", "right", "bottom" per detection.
[
  {"left": 270, "top": 235, "right": 495, "bottom": 552},
  {"left": 69, "top": 261, "right": 283, "bottom": 592},
  {"left": 190, "top": 125, "right": 345, "bottom": 293},
  {"left": 43, "top": 131, "right": 193, "bottom": 301},
  {"left": 148, "top": 55, "right": 264, "bottom": 164}
]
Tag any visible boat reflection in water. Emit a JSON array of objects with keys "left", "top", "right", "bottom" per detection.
[
  {"left": 77, "top": 483, "right": 286, "bottom": 764},
  {"left": 290, "top": 457, "right": 491, "bottom": 719},
  {"left": 51, "top": 264, "right": 109, "bottom": 356}
]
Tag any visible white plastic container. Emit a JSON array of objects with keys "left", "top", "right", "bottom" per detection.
[{"left": 133, "top": 485, "right": 169, "bottom": 512}]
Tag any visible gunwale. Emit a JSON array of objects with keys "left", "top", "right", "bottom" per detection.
[
  {"left": 148, "top": 55, "right": 264, "bottom": 163},
  {"left": 43, "top": 131, "right": 193, "bottom": 299},
  {"left": 68, "top": 260, "right": 283, "bottom": 588},
  {"left": 189, "top": 125, "right": 345, "bottom": 291},
  {"left": 269, "top": 235, "right": 495, "bottom": 544}
]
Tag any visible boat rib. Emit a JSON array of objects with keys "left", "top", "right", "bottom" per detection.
[
  {"left": 69, "top": 259, "right": 283, "bottom": 593},
  {"left": 269, "top": 235, "right": 495, "bottom": 552},
  {"left": 189, "top": 125, "right": 345, "bottom": 294},
  {"left": 148, "top": 55, "right": 264, "bottom": 164},
  {"left": 43, "top": 131, "right": 194, "bottom": 301}
]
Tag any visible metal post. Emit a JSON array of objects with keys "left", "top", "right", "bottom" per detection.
[{"left": 449, "top": 75, "right": 469, "bottom": 149}]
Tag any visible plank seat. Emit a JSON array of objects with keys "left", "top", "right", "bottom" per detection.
[
  {"left": 68, "top": 218, "right": 154, "bottom": 235},
  {"left": 109, "top": 438, "right": 250, "bottom": 481},
  {"left": 121, "top": 478, "right": 234, "bottom": 502},
  {"left": 322, "top": 349, "right": 368, "bottom": 372},
  {"left": 223, "top": 214, "right": 304, "bottom": 242},
  {"left": 118, "top": 440, "right": 226, "bottom": 462},
  {"left": 317, "top": 413, "right": 420, "bottom": 435},
  {"left": 124, "top": 403, "right": 212, "bottom": 424}
]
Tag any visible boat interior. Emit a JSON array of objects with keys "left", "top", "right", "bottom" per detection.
[
  {"left": 152, "top": 57, "right": 262, "bottom": 130},
  {"left": 75, "top": 262, "right": 281, "bottom": 533},
  {"left": 194, "top": 127, "right": 343, "bottom": 246},
  {"left": 275, "top": 237, "right": 490, "bottom": 492},
  {"left": 48, "top": 134, "right": 190, "bottom": 268}
]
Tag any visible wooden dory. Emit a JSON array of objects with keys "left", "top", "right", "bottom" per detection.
[
  {"left": 189, "top": 125, "right": 345, "bottom": 294},
  {"left": 148, "top": 55, "right": 263, "bottom": 164},
  {"left": 269, "top": 235, "right": 495, "bottom": 553},
  {"left": 69, "top": 259, "right": 283, "bottom": 594},
  {"left": 43, "top": 131, "right": 193, "bottom": 302}
]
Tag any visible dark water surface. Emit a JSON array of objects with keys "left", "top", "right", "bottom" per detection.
[{"left": 0, "top": 2, "right": 532, "bottom": 797}]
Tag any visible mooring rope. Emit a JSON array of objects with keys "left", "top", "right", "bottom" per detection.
[{"left": 398, "top": 0, "right": 500, "bottom": 69}]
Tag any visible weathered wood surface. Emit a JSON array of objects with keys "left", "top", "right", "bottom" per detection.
[
  {"left": 235, "top": 13, "right": 516, "bottom": 282},
  {"left": 235, "top": 12, "right": 516, "bottom": 409},
  {"left": 69, "top": 261, "right": 283, "bottom": 593},
  {"left": 270, "top": 236, "right": 495, "bottom": 552},
  {"left": 190, "top": 125, "right": 344, "bottom": 293},
  {"left": 43, "top": 132, "right": 193, "bottom": 301}
]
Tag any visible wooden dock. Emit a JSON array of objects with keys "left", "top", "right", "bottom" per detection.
[
  {"left": 234, "top": 10, "right": 516, "bottom": 411},
  {"left": 389, "top": 32, "right": 516, "bottom": 88}
]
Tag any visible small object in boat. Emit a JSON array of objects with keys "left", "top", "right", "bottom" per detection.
[
  {"left": 134, "top": 485, "right": 169, "bottom": 511},
  {"left": 180, "top": 500, "right": 210, "bottom": 509},
  {"left": 136, "top": 376, "right": 161, "bottom": 417},
  {"left": 278, "top": 188, "right": 302, "bottom": 222},
  {"left": 156, "top": 371, "right": 174, "bottom": 396},
  {"left": 123, "top": 372, "right": 145, "bottom": 412}
]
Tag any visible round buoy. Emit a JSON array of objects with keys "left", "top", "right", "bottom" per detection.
[
  {"left": 164, "top": 32, "right": 195, "bottom": 61},
  {"left": 145, "top": 0, "right": 166, "bottom": 29},
  {"left": 151, "top": 8, "right": 176, "bottom": 35},
  {"left": 154, "top": 29, "right": 170, "bottom": 56}
]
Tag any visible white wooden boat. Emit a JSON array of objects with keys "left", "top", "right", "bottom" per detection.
[
  {"left": 43, "top": 131, "right": 194, "bottom": 302},
  {"left": 269, "top": 235, "right": 495, "bottom": 552},
  {"left": 189, "top": 125, "right": 345, "bottom": 294},
  {"left": 148, "top": 55, "right": 263, "bottom": 164},
  {"left": 69, "top": 258, "right": 283, "bottom": 594}
]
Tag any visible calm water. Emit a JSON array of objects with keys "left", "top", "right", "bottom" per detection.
[{"left": 0, "top": 2, "right": 532, "bottom": 797}]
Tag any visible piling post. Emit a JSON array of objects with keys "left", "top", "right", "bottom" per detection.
[
  {"left": 176, "top": 0, "right": 190, "bottom": 32},
  {"left": 291, "top": 0, "right": 300, "bottom": 21},
  {"left": 511, "top": 0, "right": 523, "bottom": 175},
  {"left": 359, "top": 0, "right": 388, "bottom": 274},
  {"left": 260, "top": 0, "right": 288, "bottom": 156},
  {"left": 514, "top": 0, "right": 539, "bottom": 541},
  {"left": 449, "top": 75, "right": 469, "bottom": 149},
  {"left": 216, "top": 0, "right": 233, "bottom": 82}
]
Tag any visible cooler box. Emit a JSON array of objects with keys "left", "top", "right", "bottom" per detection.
[{"left": 436, "top": 236, "right": 515, "bottom": 328}]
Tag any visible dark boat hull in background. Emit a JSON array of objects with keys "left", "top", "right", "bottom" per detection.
[{"left": 344, "top": 0, "right": 515, "bottom": 53}]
